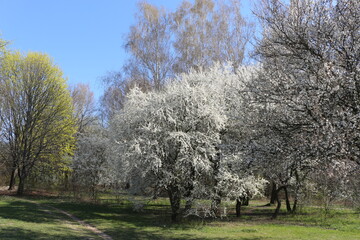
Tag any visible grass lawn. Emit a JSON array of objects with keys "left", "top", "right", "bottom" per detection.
[
  {"left": 0, "top": 195, "right": 103, "bottom": 239},
  {"left": 0, "top": 194, "right": 359, "bottom": 239}
]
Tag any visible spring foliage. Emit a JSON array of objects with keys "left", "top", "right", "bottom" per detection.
[{"left": 0, "top": 51, "right": 76, "bottom": 194}]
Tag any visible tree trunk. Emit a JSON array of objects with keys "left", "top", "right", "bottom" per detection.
[
  {"left": 63, "top": 171, "right": 69, "bottom": 191},
  {"left": 272, "top": 187, "right": 284, "bottom": 219},
  {"left": 211, "top": 197, "right": 221, "bottom": 217},
  {"left": 8, "top": 168, "right": 16, "bottom": 190},
  {"left": 241, "top": 196, "right": 249, "bottom": 206},
  {"left": 284, "top": 187, "right": 292, "bottom": 212},
  {"left": 210, "top": 149, "right": 221, "bottom": 217},
  {"left": 236, "top": 199, "right": 241, "bottom": 217},
  {"left": 184, "top": 167, "right": 195, "bottom": 213},
  {"left": 17, "top": 176, "right": 25, "bottom": 196},
  {"left": 184, "top": 199, "right": 193, "bottom": 213},
  {"left": 168, "top": 186, "right": 181, "bottom": 222},
  {"left": 292, "top": 198, "right": 298, "bottom": 213},
  {"left": 90, "top": 185, "right": 96, "bottom": 200},
  {"left": 270, "top": 181, "right": 277, "bottom": 204},
  {"left": 16, "top": 166, "right": 28, "bottom": 196},
  {"left": 292, "top": 171, "right": 300, "bottom": 214}
]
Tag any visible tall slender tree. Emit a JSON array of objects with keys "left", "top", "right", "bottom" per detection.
[
  {"left": 124, "top": 1, "right": 174, "bottom": 90},
  {"left": 70, "top": 83, "right": 96, "bottom": 134},
  {"left": 172, "top": 0, "right": 254, "bottom": 73}
]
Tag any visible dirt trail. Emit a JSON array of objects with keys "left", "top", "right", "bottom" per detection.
[
  {"left": 19, "top": 197, "right": 113, "bottom": 240},
  {"left": 46, "top": 204, "right": 113, "bottom": 240}
]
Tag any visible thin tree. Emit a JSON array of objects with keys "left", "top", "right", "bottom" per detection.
[{"left": 124, "top": 1, "right": 174, "bottom": 91}]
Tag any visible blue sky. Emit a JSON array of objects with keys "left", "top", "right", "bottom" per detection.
[{"left": 0, "top": 0, "right": 255, "bottom": 102}]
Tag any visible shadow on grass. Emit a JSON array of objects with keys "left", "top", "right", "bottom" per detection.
[
  {"left": 0, "top": 198, "right": 100, "bottom": 239},
  {"left": 0, "top": 227, "right": 91, "bottom": 240},
  {"left": 42, "top": 200, "right": 273, "bottom": 240},
  {"left": 0, "top": 200, "right": 61, "bottom": 224}
]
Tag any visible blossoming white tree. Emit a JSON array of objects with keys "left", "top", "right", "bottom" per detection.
[{"left": 110, "top": 65, "right": 266, "bottom": 221}]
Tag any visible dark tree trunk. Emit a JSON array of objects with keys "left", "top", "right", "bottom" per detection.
[
  {"left": 236, "top": 199, "right": 241, "bottom": 217},
  {"left": 17, "top": 176, "right": 25, "bottom": 196},
  {"left": 63, "top": 171, "right": 69, "bottom": 191},
  {"left": 210, "top": 149, "right": 221, "bottom": 217},
  {"left": 184, "top": 166, "right": 195, "bottom": 213},
  {"left": 184, "top": 199, "right": 193, "bottom": 213},
  {"left": 270, "top": 181, "right": 277, "bottom": 204},
  {"left": 8, "top": 168, "right": 16, "bottom": 190},
  {"left": 16, "top": 166, "right": 28, "bottom": 196},
  {"left": 292, "top": 198, "right": 298, "bottom": 213},
  {"left": 241, "top": 196, "right": 249, "bottom": 206},
  {"left": 90, "top": 185, "right": 96, "bottom": 200},
  {"left": 292, "top": 171, "right": 300, "bottom": 213},
  {"left": 272, "top": 186, "right": 284, "bottom": 219},
  {"left": 284, "top": 187, "right": 292, "bottom": 212},
  {"left": 168, "top": 186, "right": 181, "bottom": 222}
]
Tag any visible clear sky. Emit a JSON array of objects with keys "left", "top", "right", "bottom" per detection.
[{"left": 0, "top": 0, "right": 255, "bottom": 102}]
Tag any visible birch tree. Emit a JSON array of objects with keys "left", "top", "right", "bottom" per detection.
[
  {"left": 70, "top": 83, "right": 96, "bottom": 134},
  {"left": 172, "top": 0, "right": 254, "bottom": 73},
  {"left": 124, "top": 1, "right": 174, "bottom": 91}
]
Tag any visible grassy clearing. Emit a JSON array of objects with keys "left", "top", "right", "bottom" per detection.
[
  {"left": 0, "top": 194, "right": 359, "bottom": 239},
  {"left": 0, "top": 195, "right": 102, "bottom": 240}
]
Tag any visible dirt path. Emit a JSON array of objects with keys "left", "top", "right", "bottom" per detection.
[
  {"left": 22, "top": 198, "right": 113, "bottom": 240},
  {"left": 46, "top": 204, "right": 113, "bottom": 240}
]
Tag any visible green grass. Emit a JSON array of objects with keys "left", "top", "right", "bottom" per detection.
[
  {"left": 0, "top": 195, "right": 102, "bottom": 239},
  {"left": 0, "top": 194, "right": 359, "bottom": 240}
]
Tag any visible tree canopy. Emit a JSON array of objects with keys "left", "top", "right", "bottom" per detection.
[{"left": 0, "top": 51, "right": 76, "bottom": 195}]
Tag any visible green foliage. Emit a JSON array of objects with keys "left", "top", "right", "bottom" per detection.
[
  {"left": 0, "top": 37, "right": 8, "bottom": 55},
  {"left": 0, "top": 51, "right": 76, "bottom": 193}
]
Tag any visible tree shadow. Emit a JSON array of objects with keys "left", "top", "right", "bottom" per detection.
[
  {"left": 0, "top": 227, "right": 94, "bottom": 240},
  {"left": 44, "top": 200, "right": 273, "bottom": 240},
  {"left": 0, "top": 200, "right": 62, "bottom": 224}
]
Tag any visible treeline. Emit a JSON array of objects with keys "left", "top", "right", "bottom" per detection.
[{"left": 0, "top": 0, "right": 359, "bottom": 222}]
